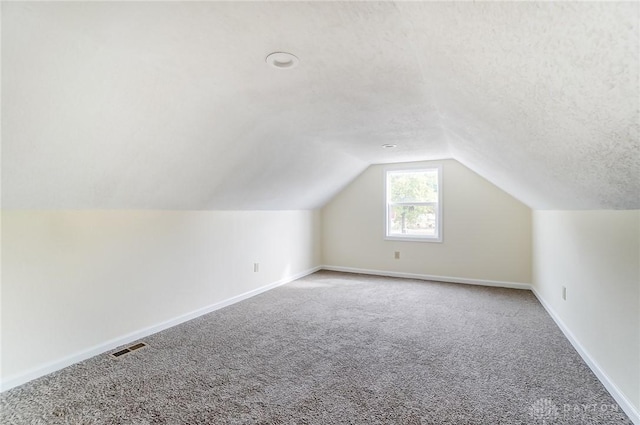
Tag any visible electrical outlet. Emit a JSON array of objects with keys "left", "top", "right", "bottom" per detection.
[
  {"left": 562, "top": 286, "right": 567, "bottom": 301},
  {"left": 254, "top": 263, "right": 259, "bottom": 273},
  {"left": 394, "top": 251, "right": 400, "bottom": 259}
]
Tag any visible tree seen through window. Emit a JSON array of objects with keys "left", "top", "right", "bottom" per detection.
[{"left": 386, "top": 168, "right": 440, "bottom": 239}]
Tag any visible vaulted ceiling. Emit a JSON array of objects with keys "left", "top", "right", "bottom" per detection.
[{"left": 2, "top": 1, "right": 638, "bottom": 210}]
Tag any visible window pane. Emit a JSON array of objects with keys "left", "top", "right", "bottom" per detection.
[
  {"left": 388, "top": 170, "right": 438, "bottom": 203},
  {"left": 388, "top": 205, "right": 437, "bottom": 237}
]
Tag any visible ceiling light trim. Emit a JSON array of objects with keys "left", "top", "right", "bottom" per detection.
[{"left": 266, "top": 52, "right": 299, "bottom": 69}]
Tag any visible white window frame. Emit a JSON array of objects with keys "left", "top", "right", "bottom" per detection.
[{"left": 384, "top": 164, "right": 443, "bottom": 243}]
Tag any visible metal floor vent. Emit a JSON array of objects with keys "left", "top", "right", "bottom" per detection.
[{"left": 110, "top": 342, "right": 147, "bottom": 359}]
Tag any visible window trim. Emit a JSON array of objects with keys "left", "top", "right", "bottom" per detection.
[{"left": 384, "top": 164, "right": 443, "bottom": 243}]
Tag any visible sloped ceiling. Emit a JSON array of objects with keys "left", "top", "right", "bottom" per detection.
[{"left": 2, "top": 1, "right": 638, "bottom": 210}]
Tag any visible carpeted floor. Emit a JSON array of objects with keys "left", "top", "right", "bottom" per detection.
[{"left": 0, "top": 271, "right": 632, "bottom": 424}]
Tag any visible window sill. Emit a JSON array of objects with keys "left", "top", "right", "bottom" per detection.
[{"left": 384, "top": 235, "right": 443, "bottom": 243}]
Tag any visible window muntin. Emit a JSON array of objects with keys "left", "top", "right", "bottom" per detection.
[{"left": 385, "top": 167, "right": 442, "bottom": 242}]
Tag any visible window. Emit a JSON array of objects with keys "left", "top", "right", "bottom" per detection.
[{"left": 385, "top": 166, "right": 442, "bottom": 242}]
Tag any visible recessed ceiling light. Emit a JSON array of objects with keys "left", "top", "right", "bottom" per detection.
[
  {"left": 382, "top": 144, "right": 397, "bottom": 149},
  {"left": 266, "top": 52, "right": 299, "bottom": 69}
]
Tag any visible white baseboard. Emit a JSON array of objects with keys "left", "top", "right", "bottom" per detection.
[
  {"left": 0, "top": 266, "right": 322, "bottom": 392},
  {"left": 531, "top": 288, "right": 640, "bottom": 425},
  {"left": 321, "top": 265, "right": 532, "bottom": 290}
]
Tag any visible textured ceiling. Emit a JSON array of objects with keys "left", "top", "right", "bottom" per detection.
[{"left": 2, "top": 1, "right": 638, "bottom": 210}]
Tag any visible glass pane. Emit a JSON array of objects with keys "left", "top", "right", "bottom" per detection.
[
  {"left": 388, "top": 170, "right": 438, "bottom": 203},
  {"left": 388, "top": 205, "right": 437, "bottom": 237}
]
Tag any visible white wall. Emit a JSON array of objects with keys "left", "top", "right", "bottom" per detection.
[
  {"left": 532, "top": 210, "right": 640, "bottom": 416},
  {"left": 322, "top": 159, "right": 532, "bottom": 285},
  {"left": 1, "top": 210, "right": 321, "bottom": 386}
]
